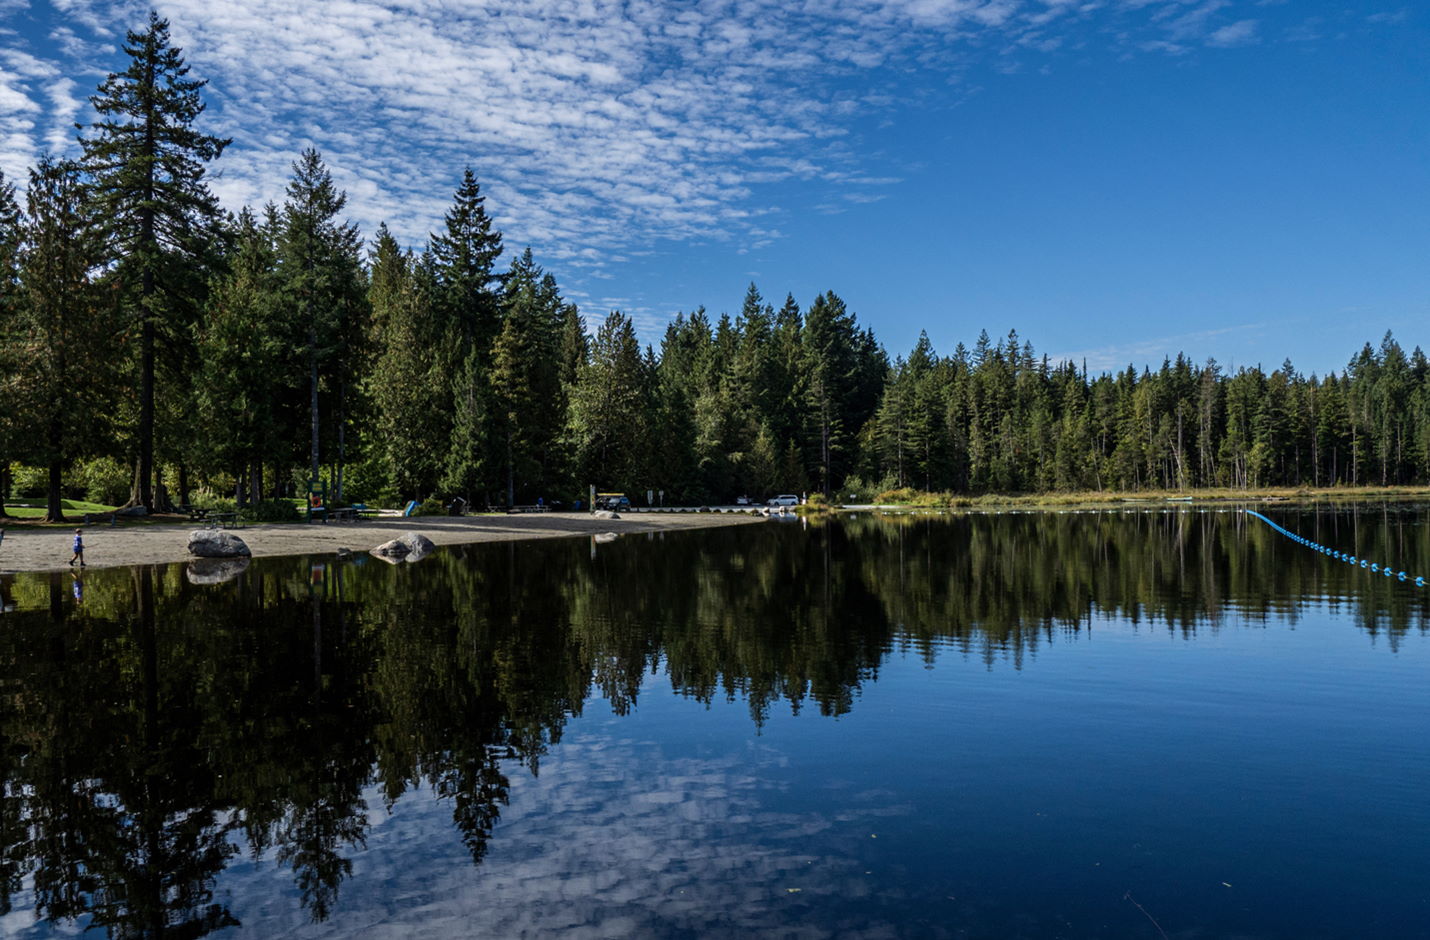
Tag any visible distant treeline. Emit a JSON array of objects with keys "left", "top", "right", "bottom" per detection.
[{"left": 1, "top": 14, "right": 1427, "bottom": 519}]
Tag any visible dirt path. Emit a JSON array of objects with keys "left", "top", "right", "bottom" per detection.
[{"left": 0, "top": 511, "right": 768, "bottom": 573}]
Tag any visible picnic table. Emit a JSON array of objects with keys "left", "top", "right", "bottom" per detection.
[
  {"left": 208, "top": 511, "right": 241, "bottom": 529},
  {"left": 328, "top": 507, "right": 356, "bottom": 523}
]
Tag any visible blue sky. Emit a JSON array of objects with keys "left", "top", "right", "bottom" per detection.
[{"left": 1, "top": 0, "right": 1424, "bottom": 375}]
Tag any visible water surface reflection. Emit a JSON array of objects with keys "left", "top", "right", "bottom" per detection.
[{"left": 1, "top": 506, "right": 1427, "bottom": 937}]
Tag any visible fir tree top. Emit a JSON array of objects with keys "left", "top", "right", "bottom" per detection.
[{"left": 79, "top": 10, "right": 230, "bottom": 264}]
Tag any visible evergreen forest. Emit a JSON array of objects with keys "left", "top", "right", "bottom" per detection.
[{"left": 3, "top": 14, "right": 1429, "bottom": 520}]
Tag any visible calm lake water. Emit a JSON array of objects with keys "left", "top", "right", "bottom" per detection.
[{"left": 1, "top": 506, "right": 1428, "bottom": 938}]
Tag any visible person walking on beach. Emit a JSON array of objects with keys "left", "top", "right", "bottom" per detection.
[{"left": 69, "top": 528, "right": 86, "bottom": 567}]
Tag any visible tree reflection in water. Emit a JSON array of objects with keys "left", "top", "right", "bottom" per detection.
[{"left": 0, "top": 505, "right": 1426, "bottom": 935}]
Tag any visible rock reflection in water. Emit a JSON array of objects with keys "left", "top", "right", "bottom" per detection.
[{"left": 186, "top": 556, "right": 251, "bottom": 585}]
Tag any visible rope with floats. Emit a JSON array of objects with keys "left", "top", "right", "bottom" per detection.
[{"left": 1243, "top": 510, "right": 1426, "bottom": 587}]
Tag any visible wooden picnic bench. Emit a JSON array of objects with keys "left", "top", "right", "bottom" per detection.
[{"left": 208, "top": 511, "right": 242, "bottom": 529}]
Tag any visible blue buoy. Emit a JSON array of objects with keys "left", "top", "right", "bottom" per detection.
[{"left": 1244, "top": 510, "right": 1422, "bottom": 588}]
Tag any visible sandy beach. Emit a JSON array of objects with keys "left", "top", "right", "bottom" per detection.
[{"left": 0, "top": 511, "right": 768, "bottom": 574}]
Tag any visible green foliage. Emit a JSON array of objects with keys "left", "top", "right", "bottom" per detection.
[
  {"left": 570, "top": 312, "right": 648, "bottom": 492},
  {"left": 79, "top": 11, "right": 230, "bottom": 511},
  {"left": 76, "top": 457, "right": 132, "bottom": 506},
  {"left": 11, "top": 465, "right": 47, "bottom": 498},
  {"left": 243, "top": 499, "right": 301, "bottom": 523},
  {"left": 11, "top": 14, "right": 1430, "bottom": 510},
  {"left": 416, "top": 497, "right": 445, "bottom": 516},
  {"left": 277, "top": 149, "right": 367, "bottom": 488},
  {"left": 339, "top": 454, "right": 395, "bottom": 507}
]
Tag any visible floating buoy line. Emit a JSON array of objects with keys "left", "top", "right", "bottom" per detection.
[{"left": 1243, "top": 510, "right": 1426, "bottom": 587}]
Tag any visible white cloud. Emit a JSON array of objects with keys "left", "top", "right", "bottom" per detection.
[
  {"left": 1054, "top": 322, "right": 1268, "bottom": 373},
  {"left": 3, "top": 0, "right": 1287, "bottom": 312},
  {"left": 212, "top": 732, "right": 915, "bottom": 938},
  {"left": 1207, "top": 18, "right": 1258, "bottom": 46}
]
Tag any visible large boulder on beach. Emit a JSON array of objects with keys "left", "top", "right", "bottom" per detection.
[
  {"left": 592, "top": 510, "right": 620, "bottom": 520},
  {"left": 371, "top": 531, "right": 435, "bottom": 562},
  {"left": 186, "top": 556, "right": 250, "bottom": 584},
  {"left": 187, "top": 529, "right": 251, "bottom": 558}
]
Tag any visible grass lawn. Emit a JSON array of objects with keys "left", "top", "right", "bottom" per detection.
[{"left": 3, "top": 499, "right": 120, "bottom": 521}]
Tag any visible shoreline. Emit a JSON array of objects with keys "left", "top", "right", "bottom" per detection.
[{"left": 0, "top": 511, "right": 768, "bottom": 575}]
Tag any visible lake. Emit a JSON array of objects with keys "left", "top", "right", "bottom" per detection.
[{"left": 1, "top": 506, "right": 1428, "bottom": 938}]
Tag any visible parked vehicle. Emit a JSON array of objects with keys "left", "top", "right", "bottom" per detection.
[
  {"left": 595, "top": 493, "right": 632, "bottom": 511},
  {"left": 767, "top": 494, "right": 799, "bottom": 507},
  {"left": 734, "top": 495, "right": 751, "bottom": 505}
]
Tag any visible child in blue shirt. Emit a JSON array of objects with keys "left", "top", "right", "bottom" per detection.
[{"left": 69, "top": 528, "right": 85, "bottom": 567}]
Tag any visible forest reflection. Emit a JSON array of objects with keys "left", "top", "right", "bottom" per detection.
[{"left": 0, "top": 506, "right": 1426, "bottom": 936}]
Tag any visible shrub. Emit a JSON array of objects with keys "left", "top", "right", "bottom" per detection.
[
  {"left": 11, "top": 465, "right": 46, "bottom": 498},
  {"left": 244, "top": 498, "right": 301, "bottom": 523},
  {"left": 841, "top": 474, "right": 899, "bottom": 503},
  {"left": 415, "top": 497, "right": 445, "bottom": 516},
  {"left": 339, "top": 456, "right": 395, "bottom": 506},
  {"left": 874, "top": 487, "right": 921, "bottom": 504},
  {"left": 76, "top": 457, "right": 131, "bottom": 507}
]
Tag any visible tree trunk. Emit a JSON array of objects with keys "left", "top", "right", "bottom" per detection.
[
  {"left": 336, "top": 380, "right": 346, "bottom": 504},
  {"left": 46, "top": 458, "right": 64, "bottom": 524},
  {"left": 309, "top": 319, "right": 320, "bottom": 485},
  {"left": 178, "top": 463, "right": 191, "bottom": 508},
  {"left": 137, "top": 56, "right": 158, "bottom": 513},
  {"left": 0, "top": 462, "right": 9, "bottom": 518},
  {"left": 139, "top": 301, "right": 155, "bottom": 511}
]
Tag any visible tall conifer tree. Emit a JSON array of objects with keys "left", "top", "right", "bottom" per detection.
[
  {"left": 278, "top": 150, "right": 364, "bottom": 489},
  {"left": 431, "top": 169, "right": 505, "bottom": 496},
  {"left": 14, "top": 158, "right": 120, "bottom": 521},
  {"left": 0, "top": 172, "right": 21, "bottom": 517},
  {"left": 79, "top": 11, "right": 229, "bottom": 510}
]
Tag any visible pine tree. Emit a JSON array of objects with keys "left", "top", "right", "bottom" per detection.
[
  {"left": 368, "top": 228, "right": 443, "bottom": 500},
  {"left": 570, "top": 313, "right": 646, "bottom": 491},
  {"left": 79, "top": 11, "right": 229, "bottom": 511},
  {"left": 488, "top": 250, "right": 567, "bottom": 503},
  {"left": 430, "top": 170, "right": 506, "bottom": 496},
  {"left": 277, "top": 150, "right": 364, "bottom": 490},
  {"left": 0, "top": 172, "right": 22, "bottom": 517},
  {"left": 430, "top": 168, "right": 504, "bottom": 352},
  {"left": 801, "top": 292, "right": 860, "bottom": 495},
  {"left": 13, "top": 158, "right": 121, "bottom": 521},
  {"left": 194, "top": 210, "right": 293, "bottom": 493}
]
